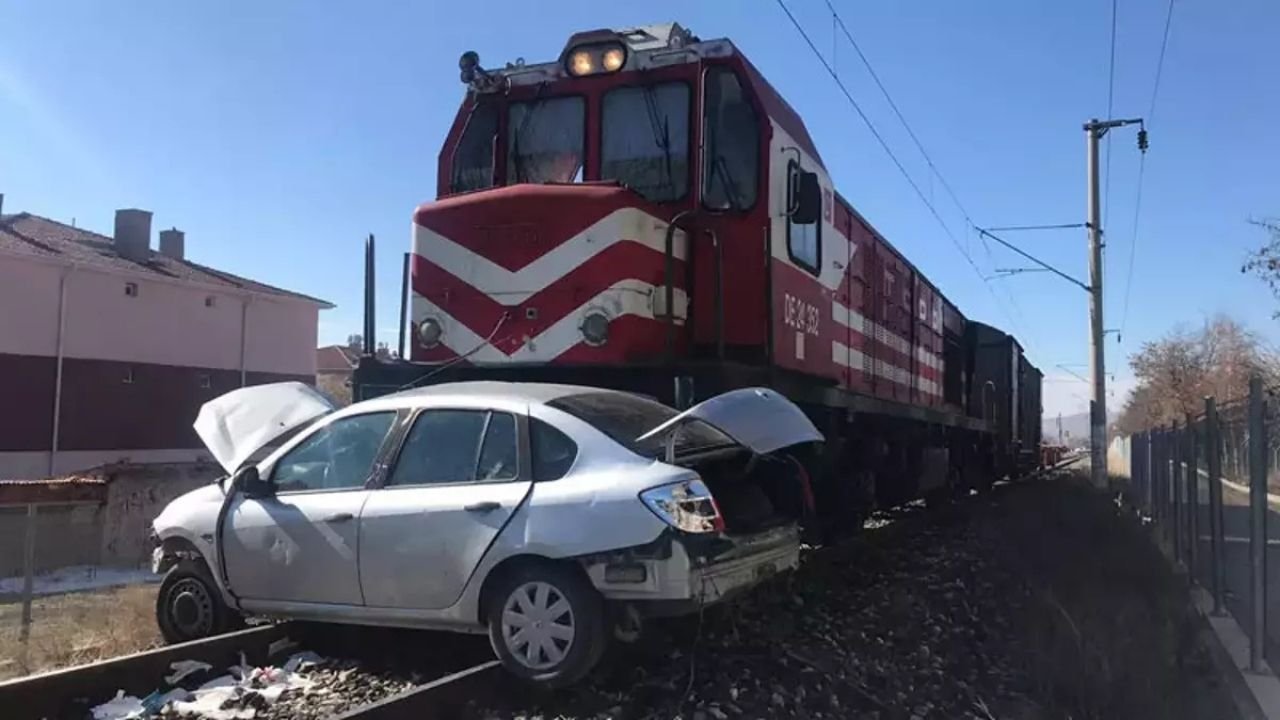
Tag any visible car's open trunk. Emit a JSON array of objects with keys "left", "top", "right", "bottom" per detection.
[{"left": 676, "top": 448, "right": 806, "bottom": 535}]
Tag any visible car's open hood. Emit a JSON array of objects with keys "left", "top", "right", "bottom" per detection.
[
  {"left": 193, "top": 381, "right": 335, "bottom": 474},
  {"left": 636, "top": 387, "right": 823, "bottom": 455}
]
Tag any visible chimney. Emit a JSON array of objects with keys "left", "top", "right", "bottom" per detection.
[
  {"left": 0, "top": 193, "right": 5, "bottom": 216},
  {"left": 159, "top": 227, "right": 185, "bottom": 261},
  {"left": 113, "top": 209, "right": 152, "bottom": 262}
]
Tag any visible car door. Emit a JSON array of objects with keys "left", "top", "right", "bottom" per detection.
[
  {"left": 222, "top": 410, "right": 397, "bottom": 606},
  {"left": 358, "top": 408, "right": 533, "bottom": 610}
]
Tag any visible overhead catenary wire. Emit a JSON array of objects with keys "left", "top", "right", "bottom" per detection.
[
  {"left": 774, "top": 0, "right": 1039, "bottom": 353},
  {"left": 983, "top": 223, "right": 1088, "bottom": 233},
  {"left": 1119, "top": 0, "right": 1175, "bottom": 337},
  {"left": 820, "top": 0, "right": 975, "bottom": 229}
]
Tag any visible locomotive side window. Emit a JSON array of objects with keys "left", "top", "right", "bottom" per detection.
[
  {"left": 602, "top": 83, "right": 690, "bottom": 202},
  {"left": 507, "top": 96, "right": 585, "bottom": 184},
  {"left": 451, "top": 102, "right": 499, "bottom": 193},
  {"left": 702, "top": 67, "right": 759, "bottom": 211},
  {"left": 787, "top": 160, "right": 821, "bottom": 274}
]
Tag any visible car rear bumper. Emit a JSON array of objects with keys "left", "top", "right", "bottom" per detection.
[{"left": 582, "top": 524, "right": 800, "bottom": 610}]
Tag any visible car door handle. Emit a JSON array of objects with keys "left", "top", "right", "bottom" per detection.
[
  {"left": 464, "top": 501, "right": 501, "bottom": 513},
  {"left": 323, "top": 512, "right": 354, "bottom": 523}
]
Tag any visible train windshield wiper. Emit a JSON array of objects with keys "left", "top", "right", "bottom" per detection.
[
  {"left": 642, "top": 85, "right": 675, "bottom": 200},
  {"left": 510, "top": 82, "right": 549, "bottom": 183}
]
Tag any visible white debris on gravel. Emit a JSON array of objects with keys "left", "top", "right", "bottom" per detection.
[
  {"left": 165, "top": 660, "right": 213, "bottom": 685},
  {"left": 90, "top": 651, "right": 325, "bottom": 720},
  {"left": 91, "top": 691, "right": 146, "bottom": 720}
]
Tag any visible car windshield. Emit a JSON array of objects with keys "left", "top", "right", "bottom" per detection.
[{"left": 548, "top": 392, "right": 733, "bottom": 458}]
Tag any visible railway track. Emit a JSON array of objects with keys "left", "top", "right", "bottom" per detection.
[
  {"left": 0, "top": 621, "right": 499, "bottom": 720},
  {"left": 0, "top": 463, "right": 1084, "bottom": 720}
]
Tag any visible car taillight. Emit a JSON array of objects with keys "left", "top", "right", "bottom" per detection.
[{"left": 639, "top": 478, "right": 725, "bottom": 534}]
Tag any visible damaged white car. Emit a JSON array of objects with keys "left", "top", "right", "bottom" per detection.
[{"left": 152, "top": 381, "right": 820, "bottom": 685}]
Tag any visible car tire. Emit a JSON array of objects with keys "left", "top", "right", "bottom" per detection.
[
  {"left": 155, "top": 558, "right": 241, "bottom": 644},
  {"left": 485, "top": 561, "right": 607, "bottom": 688}
]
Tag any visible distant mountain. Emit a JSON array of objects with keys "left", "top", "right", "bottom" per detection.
[{"left": 1042, "top": 411, "right": 1117, "bottom": 448}]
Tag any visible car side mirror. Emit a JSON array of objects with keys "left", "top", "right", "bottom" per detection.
[
  {"left": 235, "top": 466, "right": 273, "bottom": 499},
  {"left": 790, "top": 171, "right": 821, "bottom": 225}
]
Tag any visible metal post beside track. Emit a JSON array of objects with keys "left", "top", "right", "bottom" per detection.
[
  {"left": 1207, "top": 396, "right": 1226, "bottom": 615},
  {"left": 1249, "top": 375, "right": 1267, "bottom": 672},
  {"left": 1152, "top": 427, "right": 1162, "bottom": 512},
  {"left": 1182, "top": 412, "right": 1192, "bottom": 573},
  {"left": 1173, "top": 420, "right": 1183, "bottom": 563},
  {"left": 1154, "top": 429, "right": 1163, "bottom": 524}
]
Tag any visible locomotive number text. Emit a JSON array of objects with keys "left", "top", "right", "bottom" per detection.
[{"left": 783, "top": 293, "right": 820, "bottom": 335}]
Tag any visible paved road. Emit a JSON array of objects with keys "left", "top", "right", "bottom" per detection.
[{"left": 1176, "top": 466, "right": 1280, "bottom": 661}]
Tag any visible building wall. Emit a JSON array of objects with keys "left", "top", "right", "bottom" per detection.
[
  {"left": 0, "top": 463, "right": 218, "bottom": 577},
  {"left": 0, "top": 255, "right": 322, "bottom": 478},
  {"left": 244, "top": 299, "right": 319, "bottom": 376},
  {"left": 0, "top": 260, "right": 61, "bottom": 357},
  {"left": 0, "top": 503, "right": 103, "bottom": 577}
]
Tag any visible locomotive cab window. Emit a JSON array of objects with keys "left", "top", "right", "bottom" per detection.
[
  {"left": 451, "top": 101, "right": 499, "bottom": 193},
  {"left": 507, "top": 95, "right": 585, "bottom": 184},
  {"left": 786, "top": 160, "right": 821, "bottom": 274},
  {"left": 702, "top": 67, "right": 759, "bottom": 210},
  {"left": 602, "top": 83, "right": 690, "bottom": 202}
]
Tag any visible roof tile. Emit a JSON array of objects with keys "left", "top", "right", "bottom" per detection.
[{"left": 0, "top": 212, "right": 332, "bottom": 307}]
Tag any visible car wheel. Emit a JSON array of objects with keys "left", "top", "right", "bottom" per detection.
[
  {"left": 486, "top": 562, "right": 606, "bottom": 687},
  {"left": 155, "top": 558, "right": 240, "bottom": 644}
]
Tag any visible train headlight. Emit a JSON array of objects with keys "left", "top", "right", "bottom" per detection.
[
  {"left": 565, "top": 43, "right": 626, "bottom": 77},
  {"left": 569, "top": 50, "right": 594, "bottom": 77},
  {"left": 602, "top": 47, "right": 625, "bottom": 72},
  {"left": 581, "top": 311, "right": 610, "bottom": 346},
  {"left": 418, "top": 318, "right": 443, "bottom": 348}
]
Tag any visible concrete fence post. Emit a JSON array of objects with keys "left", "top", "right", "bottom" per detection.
[
  {"left": 1206, "top": 397, "right": 1226, "bottom": 615},
  {"left": 19, "top": 503, "right": 37, "bottom": 673},
  {"left": 1249, "top": 375, "right": 1267, "bottom": 672}
]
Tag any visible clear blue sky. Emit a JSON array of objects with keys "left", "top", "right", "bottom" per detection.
[{"left": 2, "top": 0, "right": 1277, "bottom": 417}]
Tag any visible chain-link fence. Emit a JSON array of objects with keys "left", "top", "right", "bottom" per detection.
[{"left": 1127, "top": 377, "right": 1278, "bottom": 671}]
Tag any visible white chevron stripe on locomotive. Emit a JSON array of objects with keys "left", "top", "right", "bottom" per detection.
[
  {"left": 414, "top": 279, "right": 688, "bottom": 363},
  {"left": 413, "top": 208, "right": 689, "bottom": 306},
  {"left": 831, "top": 300, "right": 942, "bottom": 371},
  {"left": 831, "top": 340, "right": 940, "bottom": 396}
]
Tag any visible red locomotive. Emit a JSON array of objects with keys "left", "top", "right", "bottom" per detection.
[{"left": 355, "top": 23, "right": 1042, "bottom": 532}]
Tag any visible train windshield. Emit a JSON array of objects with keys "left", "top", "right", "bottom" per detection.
[
  {"left": 601, "top": 82, "right": 690, "bottom": 202},
  {"left": 507, "top": 95, "right": 585, "bottom": 184}
]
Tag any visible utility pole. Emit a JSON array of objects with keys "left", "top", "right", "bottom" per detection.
[{"left": 1084, "top": 117, "right": 1146, "bottom": 489}]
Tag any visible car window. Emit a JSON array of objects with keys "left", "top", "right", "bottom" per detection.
[
  {"left": 547, "top": 392, "right": 731, "bottom": 458},
  {"left": 389, "top": 409, "right": 519, "bottom": 485},
  {"left": 477, "top": 412, "right": 518, "bottom": 481},
  {"left": 271, "top": 412, "right": 395, "bottom": 493},
  {"left": 531, "top": 417, "right": 577, "bottom": 481}
]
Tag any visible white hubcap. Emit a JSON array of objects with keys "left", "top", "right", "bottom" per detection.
[{"left": 501, "top": 580, "right": 575, "bottom": 670}]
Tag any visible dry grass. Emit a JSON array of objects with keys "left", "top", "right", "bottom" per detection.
[
  {"left": 0, "top": 584, "right": 160, "bottom": 681},
  {"left": 989, "top": 471, "right": 1227, "bottom": 719}
]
